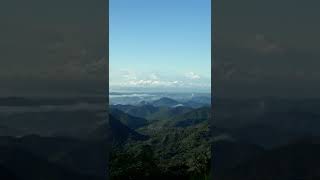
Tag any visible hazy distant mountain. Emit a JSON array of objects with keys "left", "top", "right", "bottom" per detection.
[
  {"left": 151, "top": 97, "right": 209, "bottom": 109},
  {"left": 110, "top": 96, "right": 143, "bottom": 105},
  {"left": 115, "top": 104, "right": 159, "bottom": 119},
  {"left": 109, "top": 92, "right": 211, "bottom": 105},
  {"left": 183, "top": 96, "right": 211, "bottom": 108},
  {"left": 110, "top": 104, "right": 193, "bottom": 121},
  {"left": 146, "top": 106, "right": 194, "bottom": 122},
  {"left": 190, "top": 96, "right": 211, "bottom": 105},
  {"left": 182, "top": 101, "right": 206, "bottom": 108},
  {"left": 152, "top": 97, "right": 180, "bottom": 107}
]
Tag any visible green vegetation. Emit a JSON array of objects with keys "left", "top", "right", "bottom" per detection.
[{"left": 109, "top": 106, "right": 212, "bottom": 179}]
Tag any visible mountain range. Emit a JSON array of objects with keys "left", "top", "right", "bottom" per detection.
[
  {"left": 1, "top": 95, "right": 319, "bottom": 179},
  {"left": 109, "top": 97, "right": 212, "bottom": 179}
]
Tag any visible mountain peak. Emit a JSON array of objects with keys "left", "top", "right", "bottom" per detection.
[{"left": 152, "top": 97, "right": 179, "bottom": 107}]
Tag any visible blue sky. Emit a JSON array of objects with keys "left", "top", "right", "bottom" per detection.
[{"left": 109, "top": 0, "right": 211, "bottom": 92}]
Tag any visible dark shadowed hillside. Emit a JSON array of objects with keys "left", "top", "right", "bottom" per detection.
[
  {"left": 0, "top": 165, "right": 17, "bottom": 180},
  {"left": 215, "top": 138, "right": 320, "bottom": 180},
  {"left": 212, "top": 98, "right": 320, "bottom": 179},
  {"left": 110, "top": 108, "right": 148, "bottom": 129},
  {"left": 90, "top": 115, "right": 148, "bottom": 145},
  {"left": 0, "top": 144, "right": 104, "bottom": 180},
  {"left": 0, "top": 135, "right": 109, "bottom": 179}
]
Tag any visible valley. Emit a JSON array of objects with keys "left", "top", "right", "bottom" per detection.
[{"left": 0, "top": 93, "right": 319, "bottom": 179}]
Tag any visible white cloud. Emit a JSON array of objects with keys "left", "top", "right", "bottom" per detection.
[
  {"left": 185, "top": 72, "right": 201, "bottom": 80},
  {"left": 127, "top": 79, "right": 182, "bottom": 87},
  {"left": 110, "top": 70, "right": 210, "bottom": 91}
]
